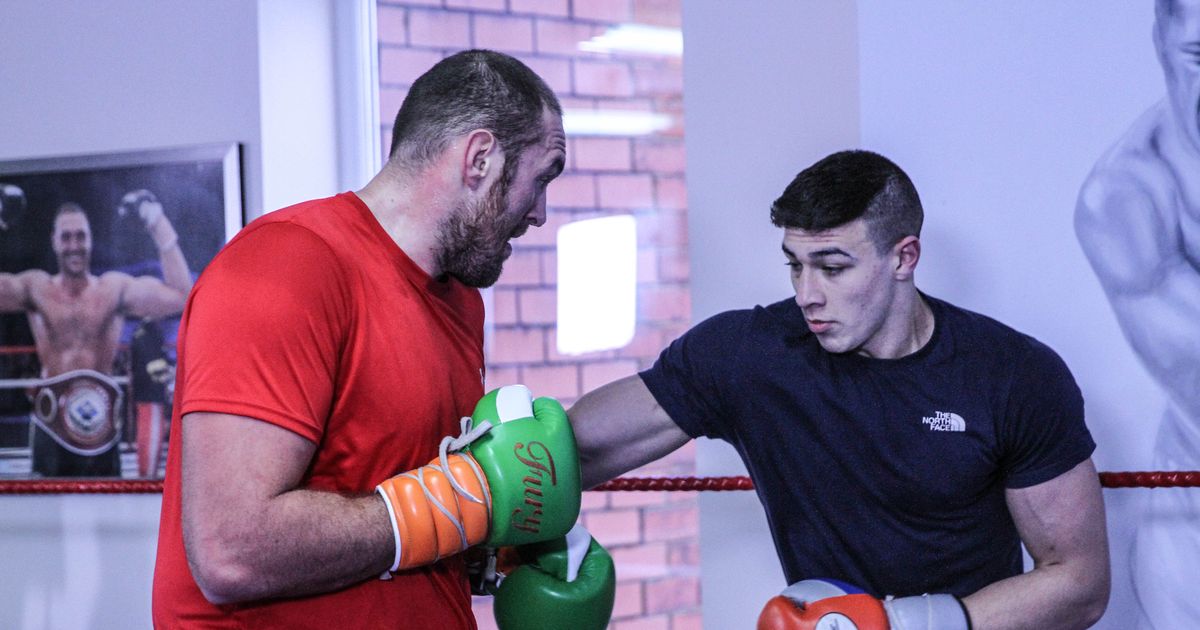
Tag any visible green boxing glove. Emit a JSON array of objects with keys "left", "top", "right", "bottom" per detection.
[
  {"left": 468, "top": 385, "right": 582, "bottom": 547},
  {"left": 493, "top": 523, "right": 616, "bottom": 630}
]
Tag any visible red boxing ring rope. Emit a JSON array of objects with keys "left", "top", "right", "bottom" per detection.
[{"left": 0, "top": 471, "right": 1197, "bottom": 495}]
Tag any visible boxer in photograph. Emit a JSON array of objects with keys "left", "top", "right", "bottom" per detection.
[
  {"left": 0, "top": 195, "right": 192, "bottom": 476},
  {"left": 571, "top": 150, "right": 1111, "bottom": 629},
  {"left": 1075, "top": 1, "right": 1200, "bottom": 628}
]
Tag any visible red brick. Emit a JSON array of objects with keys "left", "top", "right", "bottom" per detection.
[
  {"left": 581, "top": 489, "right": 609, "bottom": 510},
  {"left": 643, "top": 505, "right": 698, "bottom": 542},
  {"left": 380, "top": 0, "right": 439, "bottom": 5},
  {"left": 536, "top": 19, "right": 604, "bottom": 56},
  {"left": 637, "top": 248, "right": 658, "bottom": 284},
  {"left": 612, "top": 542, "right": 670, "bottom": 580},
  {"left": 656, "top": 177, "right": 687, "bottom": 210},
  {"left": 495, "top": 248, "right": 542, "bottom": 286},
  {"left": 640, "top": 285, "right": 689, "bottom": 321},
  {"left": 521, "top": 364, "right": 580, "bottom": 399},
  {"left": 671, "top": 612, "right": 704, "bottom": 630},
  {"left": 634, "top": 0, "right": 682, "bottom": 27},
  {"left": 614, "top": 327, "right": 666, "bottom": 360},
  {"left": 559, "top": 95, "right": 597, "bottom": 110},
  {"left": 518, "top": 288, "right": 557, "bottom": 325},
  {"left": 378, "top": 87, "right": 407, "bottom": 123},
  {"left": 572, "top": 137, "right": 632, "bottom": 171},
  {"left": 473, "top": 14, "right": 535, "bottom": 53},
  {"left": 581, "top": 359, "right": 640, "bottom": 391},
  {"left": 598, "top": 174, "right": 654, "bottom": 209},
  {"left": 379, "top": 48, "right": 442, "bottom": 85},
  {"left": 446, "top": 0, "right": 505, "bottom": 11},
  {"left": 613, "top": 582, "right": 645, "bottom": 619},
  {"left": 573, "top": 0, "right": 633, "bottom": 22},
  {"left": 667, "top": 540, "right": 699, "bottom": 567},
  {"left": 610, "top": 490, "right": 669, "bottom": 509},
  {"left": 574, "top": 59, "right": 635, "bottom": 97},
  {"left": 638, "top": 210, "right": 687, "bottom": 247},
  {"left": 614, "top": 615, "right": 671, "bottom": 630},
  {"left": 376, "top": 6, "right": 407, "bottom": 45},
  {"left": 492, "top": 287, "right": 519, "bottom": 325},
  {"left": 633, "top": 60, "right": 684, "bottom": 97},
  {"left": 658, "top": 247, "right": 689, "bottom": 282},
  {"left": 516, "top": 211, "right": 574, "bottom": 247},
  {"left": 409, "top": 9, "right": 471, "bottom": 48},
  {"left": 514, "top": 55, "right": 571, "bottom": 94},
  {"left": 645, "top": 576, "right": 699, "bottom": 613},
  {"left": 634, "top": 139, "right": 686, "bottom": 174},
  {"left": 489, "top": 327, "right": 545, "bottom": 364},
  {"left": 511, "top": 0, "right": 569, "bottom": 17},
  {"left": 483, "top": 364, "right": 520, "bottom": 391},
  {"left": 540, "top": 250, "right": 557, "bottom": 284},
  {"left": 584, "top": 508, "right": 642, "bottom": 546},
  {"left": 602, "top": 98, "right": 655, "bottom": 113},
  {"left": 546, "top": 174, "right": 597, "bottom": 209}
]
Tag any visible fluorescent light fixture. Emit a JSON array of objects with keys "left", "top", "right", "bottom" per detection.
[
  {"left": 563, "top": 109, "right": 673, "bottom": 137},
  {"left": 556, "top": 216, "right": 637, "bottom": 355},
  {"left": 578, "top": 23, "right": 683, "bottom": 57}
]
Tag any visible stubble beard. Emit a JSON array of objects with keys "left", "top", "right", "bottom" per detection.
[{"left": 436, "top": 179, "right": 514, "bottom": 289}]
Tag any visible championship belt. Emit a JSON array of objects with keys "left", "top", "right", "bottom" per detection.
[{"left": 31, "top": 369, "right": 124, "bottom": 456}]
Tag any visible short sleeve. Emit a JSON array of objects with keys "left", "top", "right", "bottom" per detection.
[
  {"left": 179, "top": 222, "right": 349, "bottom": 444},
  {"left": 1000, "top": 341, "right": 1096, "bottom": 489},
  {"left": 639, "top": 311, "right": 750, "bottom": 441}
]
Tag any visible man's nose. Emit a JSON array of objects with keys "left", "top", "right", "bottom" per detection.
[
  {"left": 794, "top": 270, "right": 824, "bottom": 309},
  {"left": 528, "top": 195, "right": 547, "bottom": 227}
]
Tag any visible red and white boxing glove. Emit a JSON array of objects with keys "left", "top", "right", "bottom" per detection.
[{"left": 757, "top": 578, "right": 972, "bottom": 630}]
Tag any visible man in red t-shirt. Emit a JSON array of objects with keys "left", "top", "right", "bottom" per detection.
[{"left": 152, "top": 50, "right": 567, "bottom": 628}]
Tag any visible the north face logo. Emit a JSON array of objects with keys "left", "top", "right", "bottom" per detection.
[{"left": 922, "top": 411, "right": 966, "bottom": 432}]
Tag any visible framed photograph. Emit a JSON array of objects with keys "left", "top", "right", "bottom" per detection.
[{"left": 0, "top": 143, "right": 241, "bottom": 481}]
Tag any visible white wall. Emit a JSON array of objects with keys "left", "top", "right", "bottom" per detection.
[
  {"left": 681, "top": 2, "right": 860, "bottom": 627},
  {"left": 684, "top": 1, "right": 1162, "bottom": 628}
]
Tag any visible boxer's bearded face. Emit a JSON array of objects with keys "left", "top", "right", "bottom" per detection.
[
  {"left": 52, "top": 212, "right": 92, "bottom": 278},
  {"left": 783, "top": 219, "right": 901, "bottom": 357},
  {"left": 437, "top": 159, "right": 534, "bottom": 288},
  {"left": 1156, "top": 0, "right": 1200, "bottom": 153}
]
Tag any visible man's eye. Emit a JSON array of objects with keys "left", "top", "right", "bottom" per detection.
[
  {"left": 785, "top": 261, "right": 800, "bottom": 270},
  {"left": 823, "top": 266, "right": 844, "bottom": 276}
]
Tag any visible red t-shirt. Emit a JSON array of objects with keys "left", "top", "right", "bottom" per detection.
[{"left": 153, "top": 192, "right": 484, "bottom": 628}]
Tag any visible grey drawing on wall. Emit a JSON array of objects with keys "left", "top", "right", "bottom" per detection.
[{"left": 1074, "top": 1, "right": 1200, "bottom": 628}]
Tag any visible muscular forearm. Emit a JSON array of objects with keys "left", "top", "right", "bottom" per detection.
[
  {"left": 188, "top": 489, "right": 394, "bottom": 604},
  {"left": 963, "top": 561, "right": 1108, "bottom": 630},
  {"left": 149, "top": 217, "right": 194, "bottom": 295}
]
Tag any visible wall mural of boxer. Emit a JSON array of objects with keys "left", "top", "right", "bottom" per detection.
[
  {"left": 1074, "top": 1, "right": 1200, "bottom": 628},
  {"left": 0, "top": 144, "right": 240, "bottom": 479}
]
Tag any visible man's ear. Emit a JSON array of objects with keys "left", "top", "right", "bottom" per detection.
[
  {"left": 462, "top": 129, "right": 499, "bottom": 190},
  {"left": 893, "top": 235, "right": 921, "bottom": 280}
]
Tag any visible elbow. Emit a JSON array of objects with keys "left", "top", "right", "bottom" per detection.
[
  {"left": 185, "top": 532, "right": 261, "bottom": 605},
  {"left": 1071, "top": 568, "right": 1111, "bottom": 629}
]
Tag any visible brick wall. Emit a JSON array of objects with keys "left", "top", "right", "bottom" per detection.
[{"left": 375, "top": 1, "right": 697, "bottom": 628}]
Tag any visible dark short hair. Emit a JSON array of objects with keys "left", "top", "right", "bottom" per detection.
[
  {"left": 388, "top": 50, "right": 562, "bottom": 168},
  {"left": 770, "top": 150, "right": 923, "bottom": 252}
]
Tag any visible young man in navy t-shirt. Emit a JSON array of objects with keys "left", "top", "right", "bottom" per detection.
[{"left": 569, "top": 150, "right": 1110, "bottom": 629}]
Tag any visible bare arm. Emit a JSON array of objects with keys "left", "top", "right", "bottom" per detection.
[
  {"left": 1075, "top": 172, "right": 1200, "bottom": 417},
  {"left": 120, "top": 274, "right": 190, "bottom": 320},
  {"left": 569, "top": 374, "right": 691, "bottom": 489},
  {"left": 182, "top": 411, "right": 394, "bottom": 604},
  {"left": 962, "top": 458, "right": 1110, "bottom": 630},
  {"left": 0, "top": 269, "right": 40, "bottom": 313},
  {"left": 117, "top": 191, "right": 194, "bottom": 318}
]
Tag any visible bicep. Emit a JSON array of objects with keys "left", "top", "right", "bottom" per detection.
[
  {"left": 1005, "top": 458, "right": 1108, "bottom": 571},
  {"left": 121, "top": 275, "right": 188, "bottom": 319},
  {"left": 569, "top": 374, "right": 690, "bottom": 488},
  {"left": 181, "top": 412, "right": 316, "bottom": 558},
  {"left": 0, "top": 270, "right": 37, "bottom": 312}
]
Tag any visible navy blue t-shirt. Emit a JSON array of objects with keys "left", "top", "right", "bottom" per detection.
[{"left": 640, "top": 294, "right": 1095, "bottom": 598}]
